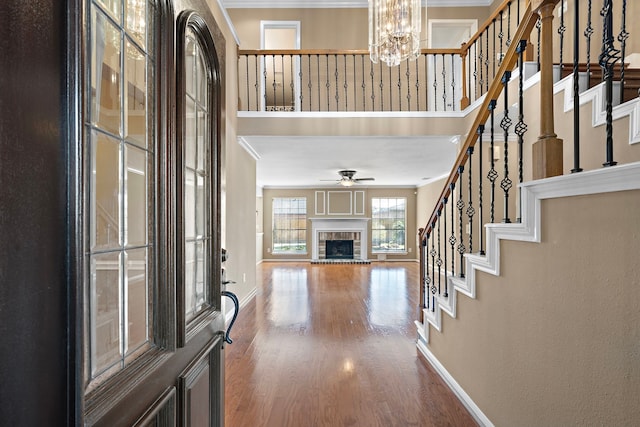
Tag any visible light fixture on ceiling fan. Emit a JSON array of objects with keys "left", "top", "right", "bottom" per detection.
[{"left": 321, "top": 170, "right": 375, "bottom": 187}]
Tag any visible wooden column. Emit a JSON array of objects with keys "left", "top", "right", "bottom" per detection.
[{"left": 532, "top": 0, "right": 563, "bottom": 179}]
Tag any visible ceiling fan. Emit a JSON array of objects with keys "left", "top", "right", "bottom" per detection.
[{"left": 321, "top": 170, "right": 375, "bottom": 187}]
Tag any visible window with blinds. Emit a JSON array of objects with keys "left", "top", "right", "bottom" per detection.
[{"left": 272, "top": 197, "right": 307, "bottom": 254}]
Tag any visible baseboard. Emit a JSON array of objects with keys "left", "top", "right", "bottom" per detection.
[{"left": 416, "top": 340, "right": 494, "bottom": 427}]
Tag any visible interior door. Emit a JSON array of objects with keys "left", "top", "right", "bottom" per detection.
[{"left": 79, "top": 1, "right": 226, "bottom": 425}]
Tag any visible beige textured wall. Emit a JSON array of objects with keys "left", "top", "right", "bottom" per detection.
[
  {"left": 427, "top": 189, "right": 640, "bottom": 426},
  {"left": 228, "top": 7, "right": 490, "bottom": 50},
  {"left": 262, "top": 187, "right": 418, "bottom": 261},
  {"left": 205, "top": 0, "right": 258, "bottom": 304}
]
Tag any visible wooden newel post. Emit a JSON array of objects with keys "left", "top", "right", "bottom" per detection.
[
  {"left": 460, "top": 44, "right": 470, "bottom": 109},
  {"left": 532, "top": 0, "right": 563, "bottom": 179}
]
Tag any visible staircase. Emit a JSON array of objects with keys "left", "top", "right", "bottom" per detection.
[{"left": 414, "top": 1, "right": 640, "bottom": 425}]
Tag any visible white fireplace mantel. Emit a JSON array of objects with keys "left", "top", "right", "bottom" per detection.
[{"left": 310, "top": 217, "right": 370, "bottom": 260}]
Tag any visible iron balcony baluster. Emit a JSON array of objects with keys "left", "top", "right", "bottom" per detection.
[
  {"left": 500, "top": 71, "right": 513, "bottom": 224},
  {"left": 477, "top": 125, "right": 485, "bottom": 256},
  {"left": 584, "top": 0, "right": 594, "bottom": 77},
  {"left": 466, "top": 146, "right": 475, "bottom": 255},
  {"left": 443, "top": 197, "right": 449, "bottom": 298},
  {"left": 558, "top": 0, "right": 566, "bottom": 78},
  {"left": 430, "top": 218, "right": 437, "bottom": 311},
  {"left": 442, "top": 54, "right": 447, "bottom": 111},
  {"left": 488, "top": 99, "right": 498, "bottom": 223},
  {"left": 618, "top": 0, "right": 628, "bottom": 104},
  {"left": 515, "top": 40, "right": 529, "bottom": 222},
  {"left": 571, "top": 3, "right": 583, "bottom": 174},
  {"left": 599, "top": 0, "right": 620, "bottom": 167},
  {"left": 456, "top": 168, "right": 465, "bottom": 278},
  {"left": 436, "top": 210, "right": 443, "bottom": 297}
]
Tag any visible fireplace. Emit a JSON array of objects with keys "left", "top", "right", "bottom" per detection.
[
  {"left": 325, "top": 239, "right": 354, "bottom": 259},
  {"left": 310, "top": 218, "right": 370, "bottom": 261}
]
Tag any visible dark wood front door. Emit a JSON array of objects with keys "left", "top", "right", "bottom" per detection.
[{"left": 0, "top": 0, "right": 227, "bottom": 425}]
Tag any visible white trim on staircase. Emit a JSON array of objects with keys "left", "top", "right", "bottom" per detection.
[
  {"left": 416, "top": 162, "right": 640, "bottom": 425},
  {"left": 416, "top": 331, "right": 495, "bottom": 427}
]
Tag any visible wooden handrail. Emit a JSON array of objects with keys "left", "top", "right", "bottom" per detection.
[
  {"left": 419, "top": 2, "right": 539, "bottom": 241},
  {"left": 238, "top": 48, "right": 464, "bottom": 57},
  {"left": 464, "top": 0, "right": 522, "bottom": 50}
]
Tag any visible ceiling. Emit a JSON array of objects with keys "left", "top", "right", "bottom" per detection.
[{"left": 241, "top": 135, "right": 460, "bottom": 188}]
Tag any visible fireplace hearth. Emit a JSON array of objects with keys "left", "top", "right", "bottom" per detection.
[{"left": 325, "top": 239, "right": 354, "bottom": 260}]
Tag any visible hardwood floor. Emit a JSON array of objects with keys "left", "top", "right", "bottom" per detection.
[{"left": 224, "top": 262, "right": 477, "bottom": 427}]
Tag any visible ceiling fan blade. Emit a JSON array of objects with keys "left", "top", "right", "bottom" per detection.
[{"left": 354, "top": 177, "right": 375, "bottom": 181}]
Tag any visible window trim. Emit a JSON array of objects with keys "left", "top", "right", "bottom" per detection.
[
  {"left": 271, "top": 197, "right": 308, "bottom": 255},
  {"left": 371, "top": 197, "right": 407, "bottom": 254}
]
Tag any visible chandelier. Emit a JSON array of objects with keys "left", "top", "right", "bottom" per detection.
[{"left": 368, "top": 0, "right": 423, "bottom": 67}]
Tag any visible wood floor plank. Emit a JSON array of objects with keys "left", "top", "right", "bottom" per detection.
[{"left": 225, "top": 262, "right": 478, "bottom": 427}]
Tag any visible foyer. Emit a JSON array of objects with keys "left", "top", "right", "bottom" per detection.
[{"left": 224, "top": 262, "right": 477, "bottom": 426}]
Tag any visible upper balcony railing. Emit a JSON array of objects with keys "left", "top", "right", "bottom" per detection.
[{"left": 237, "top": 0, "right": 537, "bottom": 113}]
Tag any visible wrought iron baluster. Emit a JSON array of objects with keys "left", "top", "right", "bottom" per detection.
[
  {"left": 290, "top": 55, "right": 296, "bottom": 111},
  {"left": 263, "top": 56, "right": 268, "bottom": 110},
  {"left": 361, "top": 55, "right": 366, "bottom": 111},
  {"left": 406, "top": 60, "right": 412, "bottom": 111},
  {"left": 389, "top": 61, "right": 393, "bottom": 111},
  {"left": 466, "top": 147, "right": 475, "bottom": 256},
  {"left": 599, "top": 0, "right": 620, "bottom": 167},
  {"left": 334, "top": 54, "right": 339, "bottom": 111},
  {"left": 498, "top": 15, "right": 503, "bottom": 71},
  {"left": 585, "top": 0, "right": 593, "bottom": 77},
  {"left": 398, "top": 61, "right": 403, "bottom": 111},
  {"left": 254, "top": 55, "right": 260, "bottom": 111},
  {"left": 572, "top": 3, "right": 583, "bottom": 174},
  {"left": 281, "top": 55, "right": 285, "bottom": 109},
  {"left": 473, "top": 42, "right": 478, "bottom": 101},
  {"left": 317, "top": 54, "right": 321, "bottom": 111},
  {"left": 436, "top": 210, "right": 443, "bottom": 297},
  {"left": 380, "top": 62, "right": 384, "bottom": 111},
  {"left": 456, "top": 169, "right": 465, "bottom": 278},
  {"left": 479, "top": 34, "right": 484, "bottom": 98},
  {"left": 517, "top": 0, "right": 521, "bottom": 25},
  {"left": 449, "top": 183, "right": 457, "bottom": 277},
  {"left": 500, "top": 71, "right": 513, "bottom": 223},
  {"left": 424, "top": 235, "right": 429, "bottom": 310},
  {"left": 442, "top": 54, "right": 447, "bottom": 111},
  {"left": 558, "top": 0, "right": 565, "bottom": 76},
  {"left": 537, "top": 18, "right": 542, "bottom": 71},
  {"left": 343, "top": 55, "right": 349, "bottom": 111},
  {"left": 477, "top": 125, "right": 485, "bottom": 255},
  {"left": 307, "top": 55, "right": 313, "bottom": 111},
  {"left": 488, "top": 99, "right": 498, "bottom": 223},
  {"left": 433, "top": 55, "right": 438, "bottom": 111},
  {"left": 485, "top": 27, "right": 490, "bottom": 93},
  {"left": 451, "top": 55, "right": 455, "bottom": 111},
  {"left": 297, "top": 55, "right": 303, "bottom": 111},
  {"left": 426, "top": 54, "right": 430, "bottom": 110},
  {"left": 443, "top": 198, "right": 449, "bottom": 298},
  {"left": 370, "top": 58, "right": 375, "bottom": 111},
  {"left": 326, "top": 54, "right": 330, "bottom": 111},
  {"left": 618, "top": 0, "right": 628, "bottom": 103},
  {"left": 506, "top": 1, "right": 512, "bottom": 48},
  {"left": 515, "top": 41, "right": 529, "bottom": 221},
  {"left": 430, "top": 220, "right": 437, "bottom": 310},
  {"left": 415, "top": 57, "right": 420, "bottom": 111},
  {"left": 272, "top": 55, "right": 277, "bottom": 109},
  {"left": 244, "top": 56, "right": 249, "bottom": 111}
]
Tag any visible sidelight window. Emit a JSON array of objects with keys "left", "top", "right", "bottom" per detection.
[{"left": 86, "top": 0, "right": 156, "bottom": 380}]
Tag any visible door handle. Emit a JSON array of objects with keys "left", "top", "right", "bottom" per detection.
[{"left": 221, "top": 290, "right": 239, "bottom": 344}]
